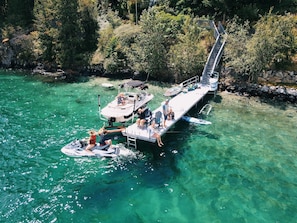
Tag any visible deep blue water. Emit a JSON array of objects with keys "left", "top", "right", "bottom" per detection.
[{"left": 0, "top": 71, "right": 297, "bottom": 222}]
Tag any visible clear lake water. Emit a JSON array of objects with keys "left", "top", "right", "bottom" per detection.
[{"left": 0, "top": 71, "right": 297, "bottom": 222}]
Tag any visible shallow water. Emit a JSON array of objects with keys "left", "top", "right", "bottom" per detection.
[{"left": 0, "top": 71, "right": 296, "bottom": 222}]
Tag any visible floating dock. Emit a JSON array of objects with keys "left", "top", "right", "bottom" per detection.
[{"left": 122, "top": 84, "right": 212, "bottom": 145}]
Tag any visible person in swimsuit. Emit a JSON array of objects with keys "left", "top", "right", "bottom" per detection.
[
  {"left": 148, "top": 121, "right": 164, "bottom": 147},
  {"left": 117, "top": 93, "right": 126, "bottom": 105},
  {"left": 85, "top": 130, "right": 97, "bottom": 152}
]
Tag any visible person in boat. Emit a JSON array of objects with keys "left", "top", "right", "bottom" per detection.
[
  {"left": 162, "top": 99, "right": 174, "bottom": 127},
  {"left": 85, "top": 130, "right": 97, "bottom": 152},
  {"left": 98, "top": 127, "right": 112, "bottom": 146},
  {"left": 148, "top": 120, "right": 164, "bottom": 147},
  {"left": 117, "top": 93, "right": 126, "bottom": 105}
]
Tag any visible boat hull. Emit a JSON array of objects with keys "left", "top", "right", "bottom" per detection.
[{"left": 182, "top": 116, "right": 212, "bottom": 125}]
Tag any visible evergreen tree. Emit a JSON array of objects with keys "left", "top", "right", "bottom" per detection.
[
  {"left": 1, "top": 0, "right": 34, "bottom": 26},
  {"left": 33, "top": 0, "right": 60, "bottom": 65},
  {"left": 58, "top": 0, "right": 82, "bottom": 68},
  {"left": 80, "top": 9, "right": 99, "bottom": 55}
]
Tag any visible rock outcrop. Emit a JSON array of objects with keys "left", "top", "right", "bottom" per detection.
[{"left": 220, "top": 68, "right": 297, "bottom": 103}]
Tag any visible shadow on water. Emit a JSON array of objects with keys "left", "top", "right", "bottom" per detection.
[{"left": 213, "top": 94, "right": 223, "bottom": 103}]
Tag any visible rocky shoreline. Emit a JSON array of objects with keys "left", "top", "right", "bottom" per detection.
[
  {"left": 219, "top": 69, "right": 297, "bottom": 104},
  {"left": 219, "top": 81, "right": 297, "bottom": 103},
  {"left": 29, "top": 66, "right": 297, "bottom": 104}
]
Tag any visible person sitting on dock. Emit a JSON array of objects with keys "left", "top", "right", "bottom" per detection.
[
  {"left": 85, "top": 130, "right": 97, "bottom": 152},
  {"left": 148, "top": 121, "right": 164, "bottom": 147},
  {"left": 136, "top": 107, "right": 153, "bottom": 128},
  {"left": 162, "top": 99, "right": 174, "bottom": 127},
  {"left": 136, "top": 108, "right": 146, "bottom": 128}
]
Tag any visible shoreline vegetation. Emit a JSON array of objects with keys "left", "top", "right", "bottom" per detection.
[{"left": 1, "top": 2, "right": 297, "bottom": 103}]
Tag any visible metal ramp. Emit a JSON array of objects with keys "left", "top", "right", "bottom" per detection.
[
  {"left": 126, "top": 135, "right": 137, "bottom": 149},
  {"left": 200, "top": 21, "right": 226, "bottom": 86}
]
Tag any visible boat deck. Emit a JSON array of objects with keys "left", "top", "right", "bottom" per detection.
[{"left": 122, "top": 85, "right": 210, "bottom": 143}]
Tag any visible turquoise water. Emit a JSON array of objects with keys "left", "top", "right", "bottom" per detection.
[{"left": 0, "top": 71, "right": 297, "bottom": 222}]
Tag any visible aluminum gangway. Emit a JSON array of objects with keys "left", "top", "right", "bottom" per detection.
[{"left": 200, "top": 21, "right": 226, "bottom": 86}]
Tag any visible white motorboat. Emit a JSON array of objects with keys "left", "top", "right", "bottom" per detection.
[
  {"left": 99, "top": 80, "right": 154, "bottom": 126},
  {"left": 61, "top": 139, "right": 134, "bottom": 158}
]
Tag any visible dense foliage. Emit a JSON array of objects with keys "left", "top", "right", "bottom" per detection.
[
  {"left": 224, "top": 13, "right": 297, "bottom": 81},
  {"left": 0, "top": 0, "right": 297, "bottom": 82}
]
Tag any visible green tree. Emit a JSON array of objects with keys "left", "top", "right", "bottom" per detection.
[
  {"left": 33, "top": 0, "right": 60, "bottom": 65},
  {"left": 169, "top": 16, "right": 209, "bottom": 82},
  {"left": 96, "top": 10, "right": 129, "bottom": 73},
  {"left": 129, "top": 7, "right": 184, "bottom": 81},
  {"left": 34, "top": 0, "right": 99, "bottom": 68},
  {"left": 99, "top": 23, "right": 140, "bottom": 74},
  {"left": 224, "top": 13, "right": 297, "bottom": 82},
  {"left": 58, "top": 0, "right": 82, "bottom": 68},
  {"left": 248, "top": 13, "right": 297, "bottom": 71},
  {"left": 0, "top": 0, "right": 34, "bottom": 27},
  {"left": 246, "top": 13, "right": 297, "bottom": 81},
  {"left": 167, "top": 0, "right": 297, "bottom": 23},
  {"left": 223, "top": 17, "right": 251, "bottom": 78},
  {"left": 80, "top": 6, "right": 99, "bottom": 56}
]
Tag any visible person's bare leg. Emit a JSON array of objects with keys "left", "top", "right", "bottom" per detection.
[{"left": 85, "top": 144, "right": 94, "bottom": 153}]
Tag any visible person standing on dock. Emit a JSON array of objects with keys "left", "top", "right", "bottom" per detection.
[{"left": 162, "top": 99, "right": 174, "bottom": 127}]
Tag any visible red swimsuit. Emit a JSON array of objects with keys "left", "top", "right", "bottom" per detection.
[{"left": 89, "top": 135, "right": 96, "bottom": 144}]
